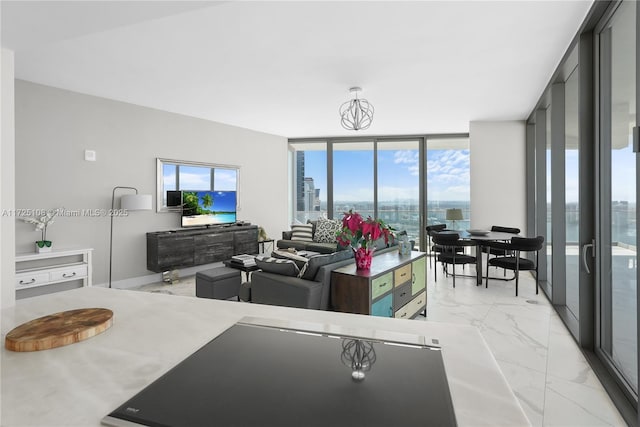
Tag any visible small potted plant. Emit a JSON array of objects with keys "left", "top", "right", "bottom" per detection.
[
  {"left": 336, "top": 210, "right": 394, "bottom": 270},
  {"left": 22, "top": 209, "right": 59, "bottom": 253}
]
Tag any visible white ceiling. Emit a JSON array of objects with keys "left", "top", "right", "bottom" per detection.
[{"left": 2, "top": 1, "right": 594, "bottom": 138}]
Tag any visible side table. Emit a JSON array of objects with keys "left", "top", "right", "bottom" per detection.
[
  {"left": 223, "top": 259, "right": 260, "bottom": 282},
  {"left": 258, "top": 239, "right": 275, "bottom": 254}
]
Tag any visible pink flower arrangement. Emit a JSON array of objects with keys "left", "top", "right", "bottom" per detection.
[{"left": 336, "top": 210, "right": 394, "bottom": 253}]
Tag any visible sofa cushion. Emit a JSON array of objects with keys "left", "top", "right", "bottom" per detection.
[
  {"left": 306, "top": 242, "right": 340, "bottom": 254},
  {"left": 276, "top": 239, "right": 309, "bottom": 251},
  {"left": 313, "top": 218, "right": 342, "bottom": 243},
  {"left": 299, "top": 250, "right": 353, "bottom": 280},
  {"left": 255, "top": 256, "right": 300, "bottom": 277},
  {"left": 290, "top": 224, "right": 313, "bottom": 242}
]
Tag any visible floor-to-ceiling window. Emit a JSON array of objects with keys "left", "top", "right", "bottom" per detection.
[
  {"left": 290, "top": 141, "right": 328, "bottom": 223},
  {"left": 565, "top": 62, "right": 581, "bottom": 322},
  {"left": 377, "top": 140, "right": 421, "bottom": 243},
  {"left": 598, "top": 0, "right": 637, "bottom": 397},
  {"left": 333, "top": 142, "right": 374, "bottom": 219},
  {"left": 289, "top": 135, "right": 468, "bottom": 251},
  {"left": 526, "top": 1, "right": 638, "bottom": 421},
  {"left": 546, "top": 106, "right": 553, "bottom": 289},
  {"left": 426, "top": 137, "right": 470, "bottom": 231}
]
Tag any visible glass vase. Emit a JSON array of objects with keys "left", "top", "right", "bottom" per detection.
[{"left": 353, "top": 246, "right": 375, "bottom": 270}]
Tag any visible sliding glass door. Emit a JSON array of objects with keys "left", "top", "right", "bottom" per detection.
[
  {"left": 597, "top": 0, "right": 638, "bottom": 396},
  {"left": 565, "top": 63, "right": 580, "bottom": 322},
  {"left": 546, "top": 106, "right": 553, "bottom": 291}
]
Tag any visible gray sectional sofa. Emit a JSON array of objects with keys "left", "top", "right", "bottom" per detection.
[
  {"left": 243, "top": 240, "right": 399, "bottom": 310},
  {"left": 276, "top": 220, "right": 341, "bottom": 254},
  {"left": 276, "top": 228, "right": 340, "bottom": 253}
]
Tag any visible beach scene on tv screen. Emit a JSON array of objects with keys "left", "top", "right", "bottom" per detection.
[{"left": 182, "top": 191, "right": 237, "bottom": 226}]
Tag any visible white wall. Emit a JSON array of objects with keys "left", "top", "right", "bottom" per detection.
[
  {"left": 470, "top": 121, "right": 527, "bottom": 235},
  {"left": 1, "top": 49, "right": 16, "bottom": 308},
  {"left": 15, "top": 80, "right": 289, "bottom": 288}
]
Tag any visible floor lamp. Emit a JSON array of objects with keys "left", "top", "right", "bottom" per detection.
[
  {"left": 446, "top": 208, "right": 463, "bottom": 230},
  {"left": 109, "top": 186, "right": 152, "bottom": 288}
]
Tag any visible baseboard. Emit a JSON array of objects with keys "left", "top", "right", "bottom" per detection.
[{"left": 96, "top": 262, "right": 226, "bottom": 289}]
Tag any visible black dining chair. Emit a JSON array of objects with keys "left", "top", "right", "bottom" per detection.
[
  {"left": 484, "top": 236, "right": 544, "bottom": 296},
  {"left": 431, "top": 232, "right": 476, "bottom": 288},
  {"left": 481, "top": 225, "right": 521, "bottom": 275},
  {"left": 425, "top": 224, "right": 447, "bottom": 268}
]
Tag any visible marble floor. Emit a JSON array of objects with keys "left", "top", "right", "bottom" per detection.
[
  {"left": 423, "top": 262, "right": 627, "bottom": 426},
  {"left": 133, "top": 263, "right": 628, "bottom": 426}
]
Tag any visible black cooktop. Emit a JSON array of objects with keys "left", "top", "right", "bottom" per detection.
[{"left": 102, "top": 322, "right": 456, "bottom": 427}]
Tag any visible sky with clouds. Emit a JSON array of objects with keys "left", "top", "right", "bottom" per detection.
[
  {"left": 303, "top": 148, "right": 470, "bottom": 203},
  {"left": 163, "top": 165, "right": 237, "bottom": 191}
]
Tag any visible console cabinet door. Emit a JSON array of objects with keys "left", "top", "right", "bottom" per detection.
[
  {"left": 234, "top": 229, "right": 259, "bottom": 254},
  {"left": 371, "top": 293, "right": 393, "bottom": 317},
  {"left": 156, "top": 235, "right": 194, "bottom": 270},
  {"left": 411, "top": 256, "right": 426, "bottom": 295},
  {"left": 194, "top": 233, "right": 234, "bottom": 265}
]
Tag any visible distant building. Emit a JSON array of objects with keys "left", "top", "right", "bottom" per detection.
[
  {"left": 303, "top": 177, "right": 320, "bottom": 212},
  {"left": 296, "top": 151, "right": 305, "bottom": 211}
]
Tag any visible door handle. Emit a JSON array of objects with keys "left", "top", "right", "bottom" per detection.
[{"left": 582, "top": 239, "right": 595, "bottom": 274}]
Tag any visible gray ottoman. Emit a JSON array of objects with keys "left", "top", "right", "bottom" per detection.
[{"left": 196, "top": 267, "right": 241, "bottom": 300}]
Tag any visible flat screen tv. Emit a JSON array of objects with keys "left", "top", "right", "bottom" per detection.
[{"left": 181, "top": 191, "right": 237, "bottom": 228}]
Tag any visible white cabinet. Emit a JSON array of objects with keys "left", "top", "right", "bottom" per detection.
[{"left": 15, "top": 248, "right": 93, "bottom": 294}]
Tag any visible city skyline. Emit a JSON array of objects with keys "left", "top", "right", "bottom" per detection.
[{"left": 295, "top": 148, "right": 471, "bottom": 242}]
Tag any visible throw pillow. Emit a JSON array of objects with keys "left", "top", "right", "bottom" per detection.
[
  {"left": 299, "top": 250, "right": 353, "bottom": 280},
  {"left": 255, "top": 256, "right": 300, "bottom": 277},
  {"left": 290, "top": 223, "right": 313, "bottom": 242},
  {"left": 313, "top": 218, "right": 342, "bottom": 243}
]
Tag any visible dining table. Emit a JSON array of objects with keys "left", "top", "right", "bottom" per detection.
[{"left": 441, "top": 230, "right": 519, "bottom": 285}]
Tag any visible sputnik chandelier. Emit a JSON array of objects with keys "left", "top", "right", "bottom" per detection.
[{"left": 339, "top": 87, "right": 374, "bottom": 131}]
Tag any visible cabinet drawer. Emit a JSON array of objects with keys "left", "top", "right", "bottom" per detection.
[
  {"left": 371, "top": 272, "right": 393, "bottom": 300},
  {"left": 394, "top": 264, "right": 412, "bottom": 287},
  {"left": 371, "top": 293, "right": 393, "bottom": 318},
  {"left": 393, "top": 282, "right": 413, "bottom": 311},
  {"left": 394, "top": 291, "right": 426, "bottom": 319},
  {"left": 50, "top": 264, "right": 88, "bottom": 282},
  {"left": 15, "top": 272, "right": 50, "bottom": 288}
]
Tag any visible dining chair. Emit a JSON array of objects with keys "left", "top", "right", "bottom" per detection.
[
  {"left": 484, "top": 236, "right": 544, "bottom": 296},
  {"left": 425, "top": 223, "right": 447, "bottom": 268},
  {"left": 482, "top": 225, "right": 521, "bottom": 275},
  {"left": 431, "top": 232, "right": 476, "bottom": 288}
]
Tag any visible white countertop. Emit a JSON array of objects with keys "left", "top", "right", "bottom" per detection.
[{"left": 1, "top": 287, "right": 530, "bottom": 426}]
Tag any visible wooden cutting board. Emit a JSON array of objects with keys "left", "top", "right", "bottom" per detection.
[{"left": 5, "top": 308, "right": 113, "bottom": 352}]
